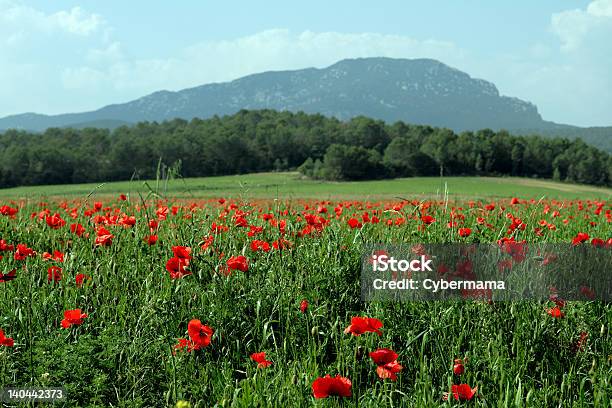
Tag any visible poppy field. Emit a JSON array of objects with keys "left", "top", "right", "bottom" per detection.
[{"left": 0, "top": 187, "right": 611, "bottom": 407}]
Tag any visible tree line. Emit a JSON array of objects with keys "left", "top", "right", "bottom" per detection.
[{"left": 0, "top": 109, "right": 610, "bottom": 188}]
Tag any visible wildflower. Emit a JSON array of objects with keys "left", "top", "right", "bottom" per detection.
[
  {"left": 70, "top": 223, "right": 86, "bottom": 237},
  {"left": 344, "top": 316, "right": 383, "bottom": 336},
  {"left": 300, "top": 299, "right": 309, "bottom": 313},
  {"left": 312, "top": 374, "right": 352, "bottom": 399},
  {"left": 145, "top": 235, "right": 158, "bottom": 246},
  {"left": 61, "top": 309, "right": 88, "bottom": 328},
  {"left": 546, "top": 306, "right": 564, "bottom": 318},
  {"left": 47, "top": 266, "right": 62, "bottom": 282},
  {"left": 75, "top": 273, "right": 90, "bottom": 288},
  {"left": 250, "top": 352, "right": 273, "bottom": 368},
  {"left": 453, "top": 358, "right": 465, "bottom": 375},
  {"left": 166, "top": 257, "right": 191, "bottom": 279},
  {"left": 14, "top": 244, "right": 36, "bottom": 261},
  {"left": 572, "top": 232, "right": 589, "bottom": 246},
  {"left": 0, "top": 329, "right": 14, "bottom": 347},
  {"left": 226, "top": 255, "right": 249, "bottom": 272},
  {"left": 369, "top": 348, "right": 403, "bottom": 381},
  {"left": 45, "top": 213, "right": 66, "bottom": 229},
  {"left": 95, "top": 227, "right": 114, "bottom": 246},
  {"left": 444, "top": 384, "right": 478, "bottom": 401},
  {"left": 347, "top": 218, "right": 362, "bottom": 229},
  {"left": 458, "top": 228, "right": 472, "bottom": 237},
  {"left": 187, "top": 319, "right": 213, "bottom": 349},
  {"left": 42, "top": 250, "right": 64, "bottom": 262}
]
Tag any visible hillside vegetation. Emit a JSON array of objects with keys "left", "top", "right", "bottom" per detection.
[
  {"left": 0, "top": 172, "right": 610, "bottom": 201},
  {"left": 0, "top": 110, "right": 610, "bottom": 189}
]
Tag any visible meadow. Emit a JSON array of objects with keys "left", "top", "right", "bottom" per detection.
[
  {"left": 0, "top": 174, "right": 610, "bottom": 407},
  {"left": 0, "top": 172, "right": 610, "bottom": 200}
]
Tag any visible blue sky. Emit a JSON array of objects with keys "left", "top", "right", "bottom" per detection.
[{"left": 1, "top": 0, "right": 611, "bottom": 126}]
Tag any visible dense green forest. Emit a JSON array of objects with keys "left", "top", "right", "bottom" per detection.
[{"left": 0, "top": 109, "right": 610, "bottom": 188}]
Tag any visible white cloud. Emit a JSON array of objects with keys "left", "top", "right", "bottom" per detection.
[
  {"left": 551, "top": 0, "right": 612, "bottom": 50},
  {"left": 50, "top": 7, "right": 103, "bottom": 36},
  {"left": 0, "top": 1, "right": 104, "bottom": 38},
  {"left": 587, "top": 0, "right": 612, "bottom": 17},
  {"left": 1, "top": 1, "right": 611, "bottom": 127},
  {"left": 60, "top": 29, "right": 466, "bottom": 97}
]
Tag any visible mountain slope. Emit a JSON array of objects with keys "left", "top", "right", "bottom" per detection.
[
  {"left": 0, "top": 57, "right": 609, "bottom": 151},
  {"left": 0, "top": 58, "right": 543, "bottom": 130}
]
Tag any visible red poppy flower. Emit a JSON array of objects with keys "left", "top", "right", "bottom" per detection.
[
  {"left": 226, "top": 255, "right": 249, "bottom": 272},
  {"left": 200, "top": 236, "right": 214, "bottom": 251},
  {"left": 61, "top": 309, "right": 88, "bottom": 328},
  {"left": 14, "top": 244, "right": 36, "bottom": 261},
  {"left": 0, "top": 239, "right": 14, "bottom": 252},
  {"left": 70, "top": 223, "right": 86, "bottom": 237},
  {"left": 45, "top": 213, "right": 66, "bottom": 229},
  {"left": 499, "top": 238, "right": 527, "bottom": 263},
  {"left": 421, "top": 215, "right": 436, "bottom": 225},
  {"left": 0, "top": 328, "right": 14, "bottom": 347},
  {"left": 172, "top": 246, "right": 192, "bottom": 260},
  {"left": 75, "top": 273, "right": 90, "bottom": 288},
  {"left": 272, "top": 239, "right": 292, "bottom": 250},
  {"left": 312, "top": 374, "right": 352, "bottom": 399},
  {"left": 211, "top": 222, "right": 228, "bottom": 234},
  {"left": 458, "top": 228, "right": 472, "bottom": 237},
  {"left": 156, "top": 206, "right": 169, "bottom": 220},
  {"left": 572, "top": 232, "right": 589, "bottom": 246},
  {"left": 445, "top": 384, "right": 478, "bottom": 401},
  {"left": 94, "top": 226, "right": 114, "bottom": 246},
  {"left": 369, "top": 348, "right": 403, "bottom": 381},
  {"left": 250, "top": 352, "right": 273, "bottom": 368},
  {"left": 42, "top": 250, "right": 64, "bottom": 262},
  {"left": 347, "top": 218, "right": 362, "bottom": 229},
  {"left": 250, "top": 240, "right": 271, "bottom": 252},
  {"left": 300, "top": 299, "right": 309, "bottom": 313},
  {"left": 47, "top": 266, "right": 62, "bottom": 282},
  {"left": 344, "top": 316, "right": 383, "bottom": 336},
  {"left": 166, "top": 257, "right": 191, "bottom": 279},
  {"left": 453, "top": 358, "right": 465, "bottom": 375},
  {"left": 173, "top": 338, "right": 197, "bottom": 354},
  {"left": 187, "top": 319, "right": 213, "bottom": 349},
  {"left": 546, "top": 306, "right": 564, "bottom": 318},
  {"left": 148, "top": 219, "right": 159, "bottom": 232},
  {"left": 145, "top": 235, "right": 158, "bottom": 246},
  {"left": 0, "top": 205, "right": 18, "bottom": 218}
]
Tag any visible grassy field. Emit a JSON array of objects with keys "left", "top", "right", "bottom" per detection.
[
  {"left": 0, "top": 177, "right": 610, "bottom": 407},
  {"left": 0, "top": 172, "right": 610, "bottom": 200}
]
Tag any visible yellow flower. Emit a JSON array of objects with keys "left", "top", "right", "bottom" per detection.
[{"left": 176, "top": 401, "right": 191, "bottom": 408}]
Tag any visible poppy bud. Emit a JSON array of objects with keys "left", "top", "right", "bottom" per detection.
[
  {"left": 453, "top": 363, "right": 464, "bottom": 375},
  {"left": 355, "top": 346, "right": 364, "bottom": 361}
]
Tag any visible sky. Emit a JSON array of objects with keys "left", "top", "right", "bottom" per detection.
[{"left": 1, "top": 0, "right": 611, "bottom": 126}]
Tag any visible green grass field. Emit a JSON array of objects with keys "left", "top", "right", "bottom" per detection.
[
  {"left": 0, "top": 172, "right": 610, "bottom": 200},
  {"left": 0, "top": 176, "right": 610, "bottom": 407}
]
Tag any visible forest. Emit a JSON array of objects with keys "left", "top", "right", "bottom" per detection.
[{"left": 0, "top": 109, "right": 610, "bottom": 187}]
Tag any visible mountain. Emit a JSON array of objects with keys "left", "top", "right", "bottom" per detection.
[{"left": 0, "top": 57, "right": 610, "bottom": 150}]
